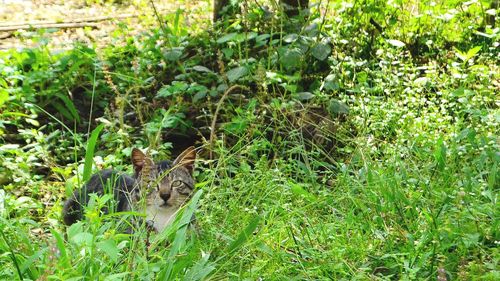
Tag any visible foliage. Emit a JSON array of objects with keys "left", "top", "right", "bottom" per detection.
[{"left": 0, "top": 0, "right": 499, "bottom": 279}]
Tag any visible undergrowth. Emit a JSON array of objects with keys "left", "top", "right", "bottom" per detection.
[{"left": 0, "top": 0, "right": 498, "bottom": 280}]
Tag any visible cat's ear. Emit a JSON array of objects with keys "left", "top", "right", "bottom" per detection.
[
  {"left": 173, "top": 146, "right": 196, "bottom": 173},
  {"left": 132, "top": 148, "right": 154, "bottom": 174}
]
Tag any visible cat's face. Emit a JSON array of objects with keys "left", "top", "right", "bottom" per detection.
[{"left": 131, "top": 147, "right": 196, "bottom": 208}]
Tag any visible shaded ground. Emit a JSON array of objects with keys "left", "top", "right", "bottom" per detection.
[{"left": 0, "top": 0, "right": 211, "bottom": 50}]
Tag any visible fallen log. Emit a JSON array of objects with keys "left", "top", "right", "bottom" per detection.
[
  {"left": 0, "top": 14, "right": 137, "bottom": 28},
  {"left": 0, "top": 22, "right": 100, "bottom": 32}
]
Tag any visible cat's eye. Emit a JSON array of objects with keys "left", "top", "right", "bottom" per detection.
[
  {"left": 177, "top": 186, "right": 192, "bottom": 195},
  {"left": 171, "top": 180, "right": 183, "bottom": 188}
]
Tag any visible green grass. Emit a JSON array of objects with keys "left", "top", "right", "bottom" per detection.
[
  {"left": 0, "top": 0, "right": 499, "bottom": 279},
  {"left": 197, "top": 130, "right": 498, "bottom": 279}
]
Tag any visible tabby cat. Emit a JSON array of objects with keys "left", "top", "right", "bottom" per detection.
[{"left": 62, "top": 146, "right": 196, "bottom": 233}]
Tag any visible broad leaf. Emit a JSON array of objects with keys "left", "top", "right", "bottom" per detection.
[
  {"left": 226, "top": 66, "right": 248, "bottom": 82},
  {"left": 280, "top": 48, "right": 303, "bottom": 70},
  {"left": 193, "top": 91, "right": 206, "bottom": 102},
  {"left": 296, "top": 92, "right": 315, "bottom": 101},
  {"left": 311, "top": 42, "right": 331, "bottom": 61},
  {"left": 466, "top": 46, "right": 482, "bottom": 59},
  {"left": 164, "top": 48, "right": 183, "bottom": 61},
  {"left": 328, "top": 99, "right": 349, "bottom": 115},
  {"left": 71, "top": 232, "right": 93, "bottom": 246},
  {"left": 97, "top": 239, "right": 119, "bottom": 262},
  {"left": 283, "top": 33, "right": 299, "bottom": 43},
  {"left": 217, "top": 32, "right": 237, "bottom": 44}
]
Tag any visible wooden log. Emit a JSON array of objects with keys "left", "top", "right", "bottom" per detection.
[
  {"left": 0, "top": 22, "right": 100, "bottom": 32},
  {"left": 0, "top": 14, "right": 137, "bottom": 28}
]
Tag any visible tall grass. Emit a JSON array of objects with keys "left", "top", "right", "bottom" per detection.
[{"left": 0, "top": 0, "right": 498, "bottom": 279}]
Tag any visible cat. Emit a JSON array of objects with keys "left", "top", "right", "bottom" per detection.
[{"left": 62, "top": 146, "right": 196, "bottom": 233}]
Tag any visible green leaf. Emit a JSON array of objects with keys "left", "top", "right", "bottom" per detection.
[
  {"left": 193, "top": 91, "right": 206, "bottom": 102},
  {"left": 83, "top": 124, "right": 104, "bottom": 182},
  {"left": 51, "top": 229, "right": 69, "bottom": 267},
  {"left": 160, "top": 190, "right": 203, "bottom": 279},
  {"left": 295, "top": 92, "right": 315, "bottom": 101},
  {"left": 97, "top": 239, "right": 119, "bottom": 262},
  {"left": 290, "top": 183, "right": 316, "bottom": 201},
  {"left": 25, "top": 118, "right": 39, "bottom": 127},
  {"left": 387, "top": 39, "right": 406, "bottom": 48},
  {"left": 454, "top": 48, "right": 468, "bottom": 62},
  {"left": 55, "top": 92, "right": 80, "bottom": 123},
  {"left": 255, "top": 34, "right": 270, "bottom": 42},
  {"left": 104, "top": 273, "right": 131, "bottom": 281},
  {"left": 104, "top": 272, "right": 130, "bottom": 281},
  {"left": 280, "top": 48, "right": 303, "bottom": 70},
  {"left": 242, "top": 32, "right": 258, "bottom": 41},
  {"left": 192, "top": 65, "right": 213, "bottom": 73},
  {"left": 328, "top": 99, "right": 349, "bottom": 115},
  {"left": 187, "top": 84, "right": 208, "bottom": 96},
  {"left": 466, "top": 46, "right": 482, "bottom": 59},
  {"left": 66, "top": 221, "right": 83, "bottom": 241},
  {"left": 357, "top": 71, "right": 368, "bottom": 83},
  {"left": 454, "top": 46, "right": 481, "bottom": 62},
  {"left": 20, "top": 248, "right": 46, "bottom": 277},
  {"left": 462, "top": 233, "right": 480, "bottom": 248},
  {"left": 52, "top": 102, "right": 74, "bottom": 122},
  {"left": 71, "top": 232, "right": 93, "bottom": 246},
  {"left": 227, "top": 215, "right": 260, "bottom": 253},
  {"left": 283, "top": 33, "right": 299, "bottom": 43},
  {"left": 414, "top": 77, "right": 430, "bottom": 86},
  {"left": 434, "top": 138, "right": 447, "bottom": 172},
  {"left": 488, "top": 160, "right": 497, "bottom": 190},
  {"left": 184, "top": 252, "right": 215, "bottom": 281},
  {"left": 0, "top": 88, "right": 8, "bottom": 108},
  {"left": 156, "top": 81, "right": 188, "bottom": 98},
  {"left": 322, "top": 74, "right": 339, "bottom": 91},
  {"left": 164, "top": 47, "right": 183, "bottom": 61},
  {"left": 221, "top": 48, "right": 234, "bottom": 58},
  {"left": 157, "top": 86, "right": 172, "bottom": 98},
  {"left": 217, "top": 32, "right": 237, "bottom": 44},
  {"left": 226, "top": 66, "right": 248, "bottom": 82},
  {"left": 224, "top": 116, "right": 248, "bottom": 135},
  {"left": 255, "top": 34, "right": 270, "bottom": 47},
  {"left": 311, "top": 42, "right": 331, "bottom": 61}
]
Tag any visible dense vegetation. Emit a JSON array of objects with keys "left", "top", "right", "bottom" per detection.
[{"left": 0, "top": 0, "right": 498, "bottom": 279}]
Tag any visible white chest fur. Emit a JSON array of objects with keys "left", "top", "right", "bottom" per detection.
[{"left": 146, "top": 204, "right": 179, "bottom": 232}]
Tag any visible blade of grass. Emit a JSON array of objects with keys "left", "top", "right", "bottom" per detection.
[
  {"left": 50, "top": 229, "right": 69, "bottom": 268},
  {"left": 227, "top": 215, "right": 261, "bottom": 253},
  {"left": 160, "top": 189, "right": 203, "bottom": 280},
  {"left": 0, "top": 228, "right": 23, "bottom": 280},
  {"left": 82, "top": 124, "right": 104, "bottom": 182},
  {"left": 20, "top": 248, "right": 46, "bottom": 278}
]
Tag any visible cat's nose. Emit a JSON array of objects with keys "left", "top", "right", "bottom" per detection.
[{"left": 160, "top": 192, "right": 171, "bottom": 203}]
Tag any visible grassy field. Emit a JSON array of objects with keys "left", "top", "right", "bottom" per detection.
[{"left": 0, "top": 0, "right": 498, "bottom": 280}]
